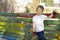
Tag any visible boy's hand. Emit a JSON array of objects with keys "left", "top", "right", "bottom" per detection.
[{"left": 33, "top": 28, "right": 36, "bottom": 32}]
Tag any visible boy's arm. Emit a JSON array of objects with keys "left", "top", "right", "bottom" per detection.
[
  {"left": 45, "top": 13, "right": 53, "bottom": 20},
  {"left": 49, "top": 13, "right": 53, "bottom": 18},
  {"left": 33, "top": 22, "right": 36, "bottom": 32}
]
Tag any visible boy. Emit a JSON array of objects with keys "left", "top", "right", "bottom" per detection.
[{"left": 32, "top": 5, "right": 53, "bottom": 40}]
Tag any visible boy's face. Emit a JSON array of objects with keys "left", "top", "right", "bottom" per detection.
[{"left": 36, "top": 7, "right": 43, "bottom": 15}]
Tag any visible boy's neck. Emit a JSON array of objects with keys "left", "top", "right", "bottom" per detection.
[{"left": 36, "top": 13, "right": 43, "bottom": 16}]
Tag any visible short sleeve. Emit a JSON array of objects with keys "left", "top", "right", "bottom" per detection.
[
  {"left": 32, "top": 17, "right": 35, "bottom": 22},
  {"left": 42, "top": 15, "right": 48, "bottom": 20},
  {"left": 43, "top": 15, "right": 50, "bottom": 20}
]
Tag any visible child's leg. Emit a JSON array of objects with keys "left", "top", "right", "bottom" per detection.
[{"left": 36, "top": 31, "right": 46, "bottom": 40}]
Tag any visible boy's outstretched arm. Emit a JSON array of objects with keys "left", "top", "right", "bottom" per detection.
[{"left": 49, "top": 13, "right": 53, "bottom": 18}]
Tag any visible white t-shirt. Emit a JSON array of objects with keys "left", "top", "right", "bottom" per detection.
[{"left": 33, "top": 15, "right": 47, "bottom": 32}]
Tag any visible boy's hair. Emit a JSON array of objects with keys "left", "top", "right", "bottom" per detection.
[{"left": 36, "top": 5, "right": 44, "bottom": 12}]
